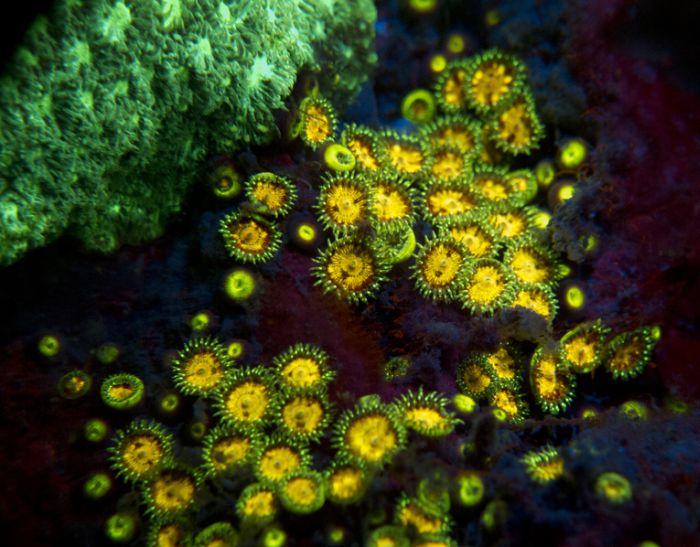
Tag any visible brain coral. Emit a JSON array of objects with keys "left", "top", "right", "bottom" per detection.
[{"left": 0, "top": 0, "right": 377, "bottom": 265}]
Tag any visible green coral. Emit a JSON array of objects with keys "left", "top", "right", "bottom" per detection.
[{"left": 0, "top": 0, "right": 377, "bottom": 265}]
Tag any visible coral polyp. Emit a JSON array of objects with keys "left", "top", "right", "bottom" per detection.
[
  {"left": 377, "top": 131, "right": 428, "bottom": 177},
  {"left": 312, "top": 236, "right": 388, "bottom": 304},
  {"left": 325, "top": 461, "right": 369, "bottom": 505},
  {"left": 333, "top": 397, "right": 406, "bottom": 468},
  {"left": 559, "top": 319, "right": 611, "bottom": 374},
  {"left": 464, "top": 49, "right": 525, "bottom": 113},
  {"left": 213, "top": 367, "right": 275, "bottom": 431},
  {"left": 489, "top": 92, "right": 544, "bottom": 155},
  {"left": 316, "top": 172, "right": 369, "bottom": 235},
  {"left": 278, "top": 470, "right": 326, "bottom": 515},
  {"left": 488, "top": 388, "right": 528, "bottom": 423},
  {"left": 434, "top": 59, "right": 470, "bottom": 112},
  {"left": 503, "top": 242, "right": 561, "bottom": 287},
  {"left": 171, "top": 337, "right": 232, "bottom": 398},
  {"left": 272, "top": 343, "right": 335, "bottom": 393},
  {"left": 421, "top": 115, "right": 482, "bottom": 156},
  {"left": 395, "top": 493, "right": 452, "bottom": 535},
  {"left": 366, "top": 171, "right": 415, "bottom": 233},
  {"left": 253, "top": 436, "right": 309, "bottom": 484},
  {"left": 192, "top": 522, "right": 238, "bottom": 547},
  {"left": 483, "top": 344, "right": 523, "bottom": 387},
  {"left": 459, "top": 259, "right": 515, "bottom": 315},
  {"left": 275, "top": 392, "right": 332, "bottom": 443},
  {"left": 529, "top": 348, "right": 576, "bottom": 415},
  {"left": 521, "top": 446, "right": 565, "bottom": 484},
  {"left": 101, "top": 373, "right": 145, "bottom": 410},
  {"left": 244, "top": 172, "right": 297, "bottom": 218},
  {"left": 603, "top": 326, "right": 659, "bottom": 380},
  {"left": 437, "top": 215, "right": 500, "bottom": 259},
  {"left": 427, "top": 146, "right": 470, "bottom": 181},
  {"left": 109, "top": 419, "right": 174, "bottom": 483},
  {"left": 219, "top": 212, "right": 282, "bottom": 264},
  {"left": 420, "top": 179, "right": 480, "bottom": 222},
  {"left": 393, "top": 388, "right": 460, "bottom": 437},
  {"left": 340, "top": 124, "right": 381, "bottom": 172},
  {"left": 456, "top": 356, "right": 494, "bottom": 400},
  {"left": 236, "top": 482, "right": 278, "bottom": 526},
  {"left": 510, "top": 284, "right": 559, "bottom": 323},
  {"left": 298, "top": 95, "right": 337, "bottom": 149},
  {"left": 200, "top": 425, "right": 259, "bottom": 478},
  {"left": 142, "top": 466, "right": 198, "bottom": 518},
  {"left": 412, "top": 236, "right": 468, "bottom": 301}
]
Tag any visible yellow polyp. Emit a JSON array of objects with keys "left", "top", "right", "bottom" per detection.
[
  {"left": 282, "top": 396, "right": 324, "bottom": 434},
  {"left": 326, "top": 244, "right": 375, "bottom": 291},
  {"left": 399, "top": 502, "right": 443, "bottom": 534},
  {"left": 211, "top": 437, "right": 251, "bottom": 472},
  {"left": 431, "top": 149, "right": 465, "bottom": 179},
  {"left": 346, "top": 414, "right": 397, "bottom": 463},
  {"left": 498, "top": 101, "right": 533, "bottom": 146},
  {"left": 347, "top": 137, "right": 379, "bottom": 171},
  {"left": 259, "top": 446, "right": 301, "bottom": 481},
  {"left": 405, "top": 406, "right": 448, "bottom": 432},
  {"left": 609, "top": 336, "right": 645, "bottom": 375},
  {"left": 557, "top": 183, "right": 575, "bottom": 202},
  {"left": 510, "top": 248, "right": 549, "bottom": 284},
  {"left": 430, "top": 54, "right": 447, "bottom": 74},
  {"left": 489, "top": 211, "right": 527, "bottom": 238},
  {"left": 401, "top": 89, "right": 436, "bottom": 125},
  {"left": 513, "top": 288, "right": 552, "bottom": 319},
  {"left": 281, "top": 357, "right": 322, "bottom": 389},
  {"left": 441, "top": 68, "right": 467, "bottom": 108},
  {"left": 182, "top": 351, "right": 225, "bottom": 390},
  {"left": 251, "top": 180, "right": 288, "bottom": 211},
  {"left": 532, "top": 354, "right": 567, "bottom": 403},
  {"left": 564, "top": 285, "right": 586, "bottom": 310},
  {"left": 428, "top": 188, "right": 476, "bottom": 217},
  {"left": 329, "top": 467, "right": 364, "bottom": 501},
  {"left": 474, "top": 175, "right": 509, "bottom": 201},
  {"left": 225, "top": 381, "right": 269, "bottom": 422},
  {"left": 244, "top": 490, "right": 276, "bottom": 519},
  {"left": 433, "top": 125, "right": 474, "bottom": 153},
  {"left": 372, "top": 183, "right": 410, "bottom": 221},
  {"left": 490, "top": 389, "right": 519, "bottom": 419},
  {"left": 386, "top": 142, "right": 424, "bottom": 174},
  {"left": 156, "top": 523, "right": 185, "bottom": 547},
  {"left": 151, "top": 473, "right": 196, "bottom": 512},
  {"left": 487, "top": 348, "right": 517, "bottom": 381},
  {"left": 450, "top": 225, "right": 493, "bottom": 258},
  {"left": 228, "top": 219, "right": 271, "bottom": 254},
  {"left": 303, "top": 104, "right": 333, "bottom": 144},
  {"left": 447, "top": 33, "right": 465, "bottom": 54},
  {"left": 453, "top": 393, "right": 477, "bottom": 414},
  {"left": 296, "top": 223, "right": 317, "bottom": 243},
  {"left": 563, "top": 334, "right": 598, "bottom": 369},
  {"left": 109, "top": 383, "right": 134, "bottom": 401},
  {"left": 325, "top": 183, "right": 366, "bottom": 227},
  {"left": 471, "top": 61, "right": 514, "bottom": 107},
  {"left": 595, "top": 472, "right": 632, "bottom": 504},
  {"left": 467, "top": 265, "right": 506, "bottom": 304},
  {"left": 284, "top": 477, "right": 318, "bottom": 506},
  {"left": 422, "top": 243, "right": 463, "bottom": 288},
  {"left": 122, "top": 435, "right": 164, "bottom": 476}
]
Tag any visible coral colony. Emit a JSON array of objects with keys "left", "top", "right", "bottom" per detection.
[
  {"left": 56, "top": 47, "right": 660, "bottom": 546},
  {"left": 5, "top": 1, "right": 691, "bottom": 546}
]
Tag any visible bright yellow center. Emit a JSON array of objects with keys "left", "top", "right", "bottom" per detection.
[
  {"left": 109, "top": 383, "right": 134, "bottom": 401},
  {"left": 224, "top": 381, "right": 269, "bottom": 423},
  {"left": 121, "top": 434, "right": 164, "bottom": 476},
  {"left": 563, "top": 334, "right": 598, "bottom": 369},
  {"left": 329, "top": 467, "right": 364, "bottom": 501},
  {"left": 487, "top": 348, "right": 517, "bottom": 381},
  {"left": 405, "top": 406, "right": 449, "bottom": 433},
  {"left": 510, "top": 248, "right": 549, "bottom": 284},
  {"left": 460, "top": 364, "right": 491, "bottom": 395},
  {"left": 280, "top": 357, "right": 322, "bottom": 389},
  {"left": 474, "top": 175, "right": 509, "bottom": 202},
  {"left": 259, "top": 446, "right": 302, "bottom": 481},
  {"left": 421, "top": 243, "right": 463, "bottom": 288},
  {"left": 433, "top": 125, "right": 474, "bottom": 152},
  {"left": 431, "top": 150, "right": 465, "bottom": 179},
  {"left": 498, "top": 101, "right": 533, "bottom": 146},
  {"left": 449, "top": 224, "right": 493, "bottom": 257},
  {"left": 182, "top": 351, "right": 224, "bottom": 391},
  {"left": 470, "top": 61, "right": 514, "bottom": 106},
  {"left": 282, "top": 396, "right": 325, "bottom": 434},
  {"left": 533, "top": 354, "right": 568, "bottom": 402},
  {"left": 284, "top": 477, "right": 318, "bottom": 505},
  {"left": 386, "top": 142, "right": 424, "bottom": 174},
  {"left": 531, "top": 457, "right": 564, "bottom": 482},
  {"left": 346, "top": 413, "right": 397, "bottom": 463},
  {"left": 399, "top": 502, "right": 443, "bottom": 534},
  {"left": 252, "top": 180, "right": 288, "bottom": 211},
  {"left": 372, "top": 183, "right": 410, "bottom": 221},
  {"left": 324, "top": 183, "right": 365, "bottom": 227},
  {"left": 243, "top": 490, "right": 276, "bottom": 518},
  {"left": 156, "top": 523, "right": 185, "bottom": 547},
  {"left": 347, "top": 137, "right": 378, "bottom": 171},
  {"left": 428, "top": 188, "right": 476, "bottom": 217},
  {"left": 467, "top": 265, "right": 506, "bottom": 304},
  {"left": 304, "top": 104, "right": 332, "bottom": 144},
  {"left": 513, "top": 288, "right": 552, "bottom": 318},
  {"left": 489, "top": 212, "right": 526, "bottom": 238},
  {"left": 229, "top": 219, "right": 271, "bottom": 254},
  {"left": 441, "top": 68, "right": 467, "bottom": 108},
  {"left": 326, "top": 243, "right": 375, "bottom": 292},
  {"left": 210, "top": 436, "right": 251, "bottom": 472},
  {"left": 151, "top": 472, "right": 195, "bottom": 512}
]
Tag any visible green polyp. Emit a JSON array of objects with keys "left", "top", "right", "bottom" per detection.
[
  {"left": 84, "top": 472, "right": 112, "bottom": 500},
  {"left": 105, "top": 513, "right": 137, "bottom": 543},
  {"left": 84, "top": 418, "right": 109, "bottom": 443},
  {"left": 101, "top": 373, "right": 145, "bottom": 410}
]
